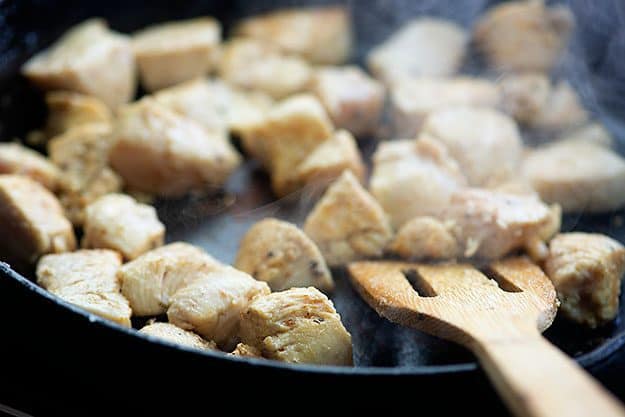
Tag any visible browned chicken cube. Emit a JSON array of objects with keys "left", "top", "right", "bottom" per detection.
[
  {"left": 545, "top": 233, "right": 625, "bottom": 328},
  {"left": 139, "top": 322, "right": 216, "bottom": 350},
  {"left": 230, "top": 343, "right": 262, "bottom": 358},
  {"left": 388, "top": 217, "right": 459, "bottom": 260},
  {"left": 44, "top": 91, "right": 112, "bottom": 138},
  {"left": 0, "top": 143, "right": 59, "bottom": 190}
]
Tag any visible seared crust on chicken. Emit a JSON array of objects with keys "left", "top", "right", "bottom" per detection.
[
  {"left": 0, "top": 143, "right": 59, "bottom": 190},
  {"left": 44, "top": 91, "right": 112, "bottom": 138},
  {"left": 388, "top": 217, "right": 459, "bottom": 260},
  {"left": 139, "top": 322, "right": 216, "bottom": 349}
]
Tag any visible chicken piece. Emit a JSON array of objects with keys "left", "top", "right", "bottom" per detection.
[
  {"left": 119, "top": 242, "right": 223, "bottom": 316},
  {"left": 167, "top": 267, "right": 270, "bottom": 349},
  {"left": 234, "top": 6, "right": 351, "bottom": 65},
  {"left": 367, "top": 18, "right": 467, "bottom": 84},
  {"left": 36, "top": 249, "right": 131, "bottom": 326},
  {"left": 44, "top": 91, "right": 112, "bottom": 138},
  {"left": 370, "top": 138, "right": 467, "bottom": 228},
  {"left": 109, "top": 99, "right": 241, "bottom": 197},
  {"left": 235, "top": 218, "right": 333, "bottom": 292},
  {"left": 545, "top": 233, "right": 625, "bottom": 328},
  {"left": 309, "top": 66, "right": 384, "bottom": 137},
  {"left": 499, "top": 72, "right": 551, "bottom": 125},
  {"left": 219, "top": 37, "right": 312, "bottom": 100},
  {"left": 422, "top": 107, "right": 523, "bottom": 187},
  {"left": 239, "top": 287, "right": 353, "bottom": 365},
  {"left": 474, "top": 0, "right": 574, "bottom": 72},
  {"left": 388, "top": 217, "right": 459, "bottom": 260},
  {"left": 391, "top": 77, "right": 501, "bottom": 138},
  {"left": 22, "top": 19, "right": 135, "bottom": 108},
  {"left": 0, "top": 175, "right": 75, "bottom": 264},
  {"left": 0, "top": 142, "right": 59, "bottom": 190},
  {"left": 522, "top": 141, "right": 625, "bottom": 213},
  {"left": 139, "top": 322, "right": 216, "bottom": 350},
  {"left": 230, "top": 343, "right": 262, "bottom": 358},
  {"left": 557, "top": 123, "right": 614, "bottom": 149},
  {"left": 132, "top": 18, "right": 221, "bottom": 92},
  {"left": 529, "top": 81, "right": 588, "bottom": 131},
  {"left": 303, "top": 171, "right": 392, "bottom": 266},
  {"left": 82, "top": 193, "right": 164, "bottom": 260}
]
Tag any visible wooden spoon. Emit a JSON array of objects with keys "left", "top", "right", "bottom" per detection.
[{"left": 348, "top": 257, "right": 625, "bottom": 417}]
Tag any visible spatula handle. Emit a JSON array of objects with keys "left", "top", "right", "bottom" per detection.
[{"left": 474, "top": 332, "right": 625, "bottom": 417}]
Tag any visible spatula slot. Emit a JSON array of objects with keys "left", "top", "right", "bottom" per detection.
[
  {"left": 481, "top": 266, "right": 523, "bottom": 293},
  {"left": 402, "top": 268, "right": 437, "bottom": 297}
]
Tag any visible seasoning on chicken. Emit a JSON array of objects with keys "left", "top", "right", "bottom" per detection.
[
  {"left": 139, "top": 322, "right": 217, "bottom": 350},
  {"left": 167, "top": 267, "right": 270, "bottom": 349},
  {"left": 391, "top": 77, "right": 501, "bottom": 138},
  {"left": 230, "top": 343, "right": 261, "bottom": 358},
  {"left": 422, "top": 107, "right": 523, "bottom": 187},
  {"left": 474, "top": 0, "right": 574, "bottom": 72},
  {"left": 388, "top": 217, "right": 459, "bottom": 260},
  {"left": 119, "top": 242, "right": 224, "bottom": 316},
  {"left": 22, "top": 19, "right": 135, "bottom": 108},
  {"left": 44, "top": 91, "right": 112, "bottom": 138},
  {"left": 304, "top": 170, "right": 392, "bottom": 266},
  {"left": 235, "top": 218, "right": 333, "bottom": 292},
  {"left": 545, "top": 233, "right": 625, "bottom": 328},
  {"left": 233, "top": 6, "right": 352, "bottom": 65},
  {"left": 82, "top": 193, "right": 164, "bottom": 260},
  {"left": 132, "top": 17, "right": 221, "bottom": 92},
  {"left": 367, "top": 18, "right": 467, "bottom": 84},
  {"left": 239, "top": 287, "right": 353, "bottom": 365},
  {"left": 108, "top": 99, "right": 241, "bottom": 197},
  {"left": 0, "top": 175, "right": 75, "bottom": 264},
  {"left": 522, "top": 140, "right": 625, "bottom": 213},
  {"left": 219, "top": 37, "right": 312, "bottom": 100},
  {"left": 0, "top": 142, "right": 59, "bottom": 190},
  {"left": 369, "top": 137, "right": 466, "bottom": 228},
  {"left": 310, "top": 66, "right": 384, "bottom": 137},
  {"left": 36, "top": 249, "right": 131, "bottom": 326}
]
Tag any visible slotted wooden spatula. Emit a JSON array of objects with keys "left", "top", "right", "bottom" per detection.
[{"left": 348, "top": 257, "right": 625, "bottom": 417}]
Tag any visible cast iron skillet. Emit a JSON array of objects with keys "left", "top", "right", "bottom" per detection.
[{"left": 1, "top": 0, "right": 625, "bottom": 415}]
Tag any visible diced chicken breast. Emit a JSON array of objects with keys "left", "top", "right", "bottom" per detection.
[
  {"left": 82, "top": 193, "right": 164, "bottom": 260},
  {"left": 557, "top": 123, "right": 614, "bottom": 149},
  {"left": 0, "top": 175, "right": 75, "bottom": 264},
  {"left": 132, "top": 18, "right": 221, "bottom": 92},
  {"left": 234, "top": 6, "right": 352, "bottom": 65},
  {"left": 119, "top": 242, "right": 224, "bottom": 316},
  {"left": 108, "top": 99, "right": 241, "bottom": 197},
  {"left": 167, "top": 267, "right": 270, "bottom": 349},
  {"left": 391, "top": 77, "right": 501, "bottom": 138},
  {"left": 139, "top": 322, "right": 216, "bottom": 350},
  {"left": 230, "top": 343, "right": 262, "bottom": 358},
  {"left": 239, "top": 287, "right": 353, "bottom": 365},
  {"left": 370, "top": 137, "right": 467, "bottom": 228},
  {"left": 22, "top": 19, "right": 136, "bottom": 108},
  {"left": 219, "top": 37, "right": 312, "bottom": 99},
  {"left": 235, "top": 218, "right": 333, "bottom": 292},
  {"left": 474, "top": 0, "right": 574, "bottom": 72},
  {"left": 310, "top": 66, "right": 384, "bottom": 137},
  {"left": 422, "top": 107, "right": 523, "bottom": 187},
  {"left": 545, "top": 233, "right": 625, "bottom": 328},
  {"left": 36, "top": 249, "right": 131, "bottom": 326},
  {"left": 367, "top": 18, "right": 467, "bottom": 84},
  {"left": 303, "top": 171, "right": 393, "bottom": 266},
  {"left": 388, "top": 217, "right": 459, "bottom": 260},
  {"left": 529, "top": 81, "right": 588, "bottom": 130},
  {"left": 522, "top": 141, "right": 625, "bottom": 212},
  {"left": 0, "top": 143, "right": 59, "bottom": 190},
  {"left": 44, "top": 91, "right": 112, "bottom": 138}
]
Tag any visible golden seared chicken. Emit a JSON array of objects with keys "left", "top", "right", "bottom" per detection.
[
  {"left": 233, "top": 6, "right": 352, "bottom": 65},
  {"left": 219, "top": 37, "right": 312, "bottom": 100},
  {"left": 230, "top": 343, "right": 261, "bottom": 358},
  {"left": 391, "top": 77, "right": 501, "bottom": 138},
  {"left": 239, "top": 287, "right": 353, "bottom": 365},
  {"left": 0, "top": 175, "right": 75, "bottom": 264},
  {"left": 369, "top": 137, "right": 467, "bottom": 228},
  {"left": 235, "top": 218, "right": 334, "bottom": 292},
  {"left": 367, "top": 18, "right": 467, "bottom": 84},
  {"left": 522, "top": 140, "right": 625, "bottom": 213},
  {"left": 167, "top": 267, "right": 270, "bottom": 349},
  {"left": 139, "top": 322, "right": 216, "bottom": 350},
  {"left": 304, "top": 171, "right": 393, "bottom": 266},
  {"left": 310, "top": 66, "right": 384, "bottom": 137},
  {"left": 0, "top": 143, "right": 59, "bottom": 190},
  {"left": 387, "top": 217, "right": 459, "bottom": 260},
  {"left": 422, "top": 107, "right": 523, "bottom": 187},
  {"left": 474, "top": 0, "right": 574, "bottom": 72},
  {"left": 22, "top": 19, "right": 135, "bottom": 108},
  {"left": 108, "top": 99, "right": 241, "bottom": 197},
  {"left": 132, "top": 18, "right": 221, "bottom": 92},
  {"left": 119, "top": 242, "right": 223, "bottom": 316},
  {"left": 36, "top": 249, "right": 131, "bottom": 326},
  {"left": 44, "top": 91, "right": 112, "bottom": 138},
  {"left": 82, "top": 193, "right": 164, "bottom": 260},
  {"left": 545, "top": 233, "right": 625, "bottom": 328}
]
